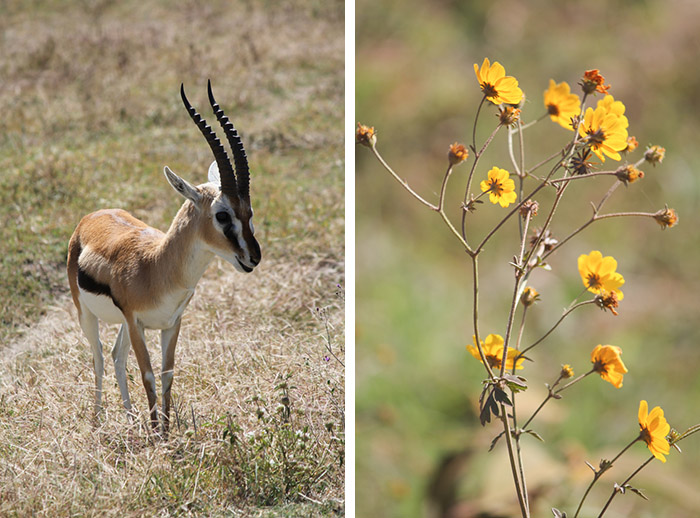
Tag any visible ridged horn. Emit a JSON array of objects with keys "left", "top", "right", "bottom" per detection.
[
  {"left": 180, "top": 83, "right": 238, "bottom": 197},
  {"left": 207, "top": 80, "right": 250, "bottom": 200}
]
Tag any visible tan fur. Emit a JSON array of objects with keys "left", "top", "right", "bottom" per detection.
[{"left": 67, "top": 188, "right": 220, "bottom": 317}]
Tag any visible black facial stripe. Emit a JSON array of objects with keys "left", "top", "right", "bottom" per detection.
[
  {"left": 223, "top": 224, "right": 241, "bottom": 250},
  {"left": 77, "top": 267, "right": 123, "bottom": 311}
]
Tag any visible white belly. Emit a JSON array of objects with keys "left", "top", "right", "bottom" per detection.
[
  {"left": 79, "top": 287, "right": 194, "bottom": 330},
  {"left": 79, "top": 288, "right": 124, "bottom": 324}
]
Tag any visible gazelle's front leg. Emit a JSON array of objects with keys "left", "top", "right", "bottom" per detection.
[
  {"left": 125, "top": 317, "right": 159, "bottom": 430},
  {"left": 160, "top": 318, "right": 182, "bottom": 435}
]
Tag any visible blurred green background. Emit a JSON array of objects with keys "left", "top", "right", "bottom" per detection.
[{"left": 356, "top": 1, "right": 700, "bottom": 517}]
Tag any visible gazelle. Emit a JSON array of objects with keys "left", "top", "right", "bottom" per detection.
[{"left": 67, "top": 81, "right": 261, "bottom": 433}]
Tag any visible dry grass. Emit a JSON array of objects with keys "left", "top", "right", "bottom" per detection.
[
  {"left": 1, "top": 258, "right": 344, "bottom": 516},
  {"left": 0, "top": 0, "right": 344, "bottom": 515}
]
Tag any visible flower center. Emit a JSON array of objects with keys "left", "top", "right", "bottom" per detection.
[
  {"left": 592, "top": 360, "right": 607, "bottom": 374},
  {"left": 486, "top": 354, "right": 502, "bottom": 369},
  {"left": 639, "top": 426, "right": 652, "bottom": 445},
  {"left": 586, "top": 273, "right": 602, "bottom": 289},
  {"left": 547, "top": 103, "right": 559, "bottom": 116},
  {"left": 587, "top": 128, "right": 606, "bottom": 146},
  {"left": 481, "top": 82, "right": 499, "bottom": 99},
  {"left": 488, "top": 179, "right": 504, "bottom": 195}
]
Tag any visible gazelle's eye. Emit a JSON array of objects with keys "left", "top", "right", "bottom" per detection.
[{"left": 215, "top": 211, "right": 231, "bottom": 224}]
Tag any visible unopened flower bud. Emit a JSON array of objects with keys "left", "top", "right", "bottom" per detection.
[
  {"left": 615, "top": 164, "right": 644, "bottom": 185},
  {"left": 625, "top": 136, "right": 639, "bottom": 153},
  {"left": 561, "top": 364, "right": 574, "bottom": 379},
  {"left": 448, "top": 142, "right": 469, "bottom": 165},
  {"left": 644, "top": 145, "right": 665, "bottom": 165},
  {"left": 356, "top": 122, "right": 377, "bottom": 147},
  {"left": 520, "top": 286, "right": 540, "bottom": 307}
]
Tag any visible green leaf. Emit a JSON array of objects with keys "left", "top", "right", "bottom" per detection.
[
  {"left": 489, "top": 431, "right": 505, "bottom": 452},
  {"left": 524, "top": 429, "right": 545, "bottom": 442}
]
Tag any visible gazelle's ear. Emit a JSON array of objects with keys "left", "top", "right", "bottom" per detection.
[
  {"left": 207, "top": 160, "right": 221, "bottom": 186},
  {"left": 164, "top": 166, "right": 203, "bottom": 206}
]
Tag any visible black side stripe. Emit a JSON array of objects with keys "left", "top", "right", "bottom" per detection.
[{"left": 77, "top": 267, "right": 123, "bottom": 312}]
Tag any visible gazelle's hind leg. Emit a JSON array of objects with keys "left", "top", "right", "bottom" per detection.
[
  {"left": 78, "top": 309, "right": 104, "bottom": 415},
  {"left": 111, "top": 324, "right": 133, "bottom": 415}
]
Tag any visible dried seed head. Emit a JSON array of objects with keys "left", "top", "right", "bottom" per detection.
[
  {"left": 498, "top": 105, "right": 521, "bottom": 127},
  {"left": 356, "top": 122, "right": 377, "bottom": 147},
  {"left": 596, "top": 291, "right": 620, "bottom": 316},
  {"left": 569, "top": 149, "right": 595, "bottom": 176},
  {"left": 519, "top": 199, "right": 539, "bottom": 218},
  {"left": 653, "top": 206, "right": 678, "bottom": 229}
]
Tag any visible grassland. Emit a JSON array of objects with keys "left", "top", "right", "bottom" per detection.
[
  {"left": 356, "top": 0, "right": 700, "bottom": 516},
  {"left": 0, "top": 1, "right": 344, "bottom": 515}
]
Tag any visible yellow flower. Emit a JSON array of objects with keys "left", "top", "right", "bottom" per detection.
[
  {"left": 578, "top": 100, "right": 629, "bottom": 162},
  {"left": 578, "top": 250, "right": 625, "bottom": 300},
  {"left": 480, "top": 167, "right": 517, "bottom": 207},
  {"left": 474, "top": 58, "right": 524, "bottom": 105},
  {"left": 596, "top": 94, "right": 629, "bottom": 125},
  {"left": 591, "top": 345, "right": 628, "bottom": 388},
  {"left": 467, "top": 334, "right": 524, "bottom": 371},
  {"left": 638, "top": 400, "right": 671, "bottom": 462},
  {"left": 543, "top": 80, "right": 581, "bottom": 130}
]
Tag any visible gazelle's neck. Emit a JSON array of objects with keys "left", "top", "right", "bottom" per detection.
[{"left": 157, "top": 200, "right": 215, "bottom": 291}]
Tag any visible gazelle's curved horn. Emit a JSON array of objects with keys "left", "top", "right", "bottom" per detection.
[
  {"left": 207, "top": 80, "right": 250, "bottom": 200},
  {"left": 180, "top": 83, "right": 238, "bottom": 196}
]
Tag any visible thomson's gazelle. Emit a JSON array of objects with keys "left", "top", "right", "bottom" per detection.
[{"left": 67, "top": 82, "right": 261, "bottom": 433}]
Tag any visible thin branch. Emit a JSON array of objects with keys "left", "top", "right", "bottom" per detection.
[
  {"left": 519, "top": 300, "right": 596, "bottom": 358},
  {"left": 597, "top": 456, "right": 655, "bottom": 518},
  {"left": 370, "top": 144, "right": 436, "bottom": 210},
  {"left": 573, "top": 438, "right": 640, "bottom": 518}
]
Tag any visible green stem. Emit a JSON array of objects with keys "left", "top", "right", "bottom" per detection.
[
  {"left": 472, "top": 95, "right": 487, "bottom": 152},
  {"left": 573, "top": 437, "right": 640, "bottom": 518},
  {"left": 521, "top": 369, "right": 594, "bottom": 430},
  {"left": 370, "top": 143, "right": 436, "bottom": 210},
  {"left": 518, "top": 300, "right": 595, "bottom": 358},
  {"left": 500, "top": 405, "right": 530, "bottom": 518},
  {"left": 597, "top": 456, "right": 654, "bottom": 518}
]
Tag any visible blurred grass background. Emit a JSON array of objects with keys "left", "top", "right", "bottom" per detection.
[{"left": 356, "top": 0, "right": 700, "bottom": 516}]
